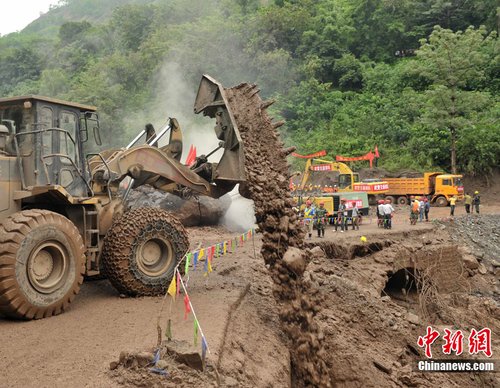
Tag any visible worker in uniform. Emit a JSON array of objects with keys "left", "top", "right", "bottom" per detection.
[
  {"left": 383, "top": 198, "right": 395, "bottom": 229},
  {"left": 377, "top": 199, "right": 385, "bottom": 228},
  {"left": 464, "top": 192, "right": 472, "bottom": 214},
  {"left": 472, "top": 191, "right": 480, "bottom": 214},
  {"left": 410, "top": 196, "right": 418, "bottom": 225},
  {"left": 351, "top": 202, "right": 360, "bottom": 230},
  {"left": 449, "top": 195, "right": 457, "bottom": 216},
  {"left": 315, "top": 202, "right": 328, "bottom": 238},
  {"left": 419, "top": 196, "right": 426, "bottom": 222},
  {"left": 336, "top": 199, "right": 347, "bottom": 232},
  {"left": 303, "top": 200, "right": 316, "bottom": 239},
  {"left": 424, "top": 197, "right": 430, "bottom": 222}
]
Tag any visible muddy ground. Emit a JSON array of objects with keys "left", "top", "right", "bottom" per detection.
[{"left": 1, "top": 204, "right": 498, "bottom": 387}]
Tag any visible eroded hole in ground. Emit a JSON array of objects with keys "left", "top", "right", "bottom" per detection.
[
  {"left": 383, "top": 268, "right": 420, "bottom": 304},
  {"left": 304, "top": 240, "right": 392, "bottom": 260},
  {"left": 350, "top": 241, "right": 391, "bottom": 258},
  {"left": 304, "top": 241, "right": 350, "bottom": 260}
]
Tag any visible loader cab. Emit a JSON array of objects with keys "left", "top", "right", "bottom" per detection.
[{"left": 0, "top": 95, "right": 100, "bottom": 199}]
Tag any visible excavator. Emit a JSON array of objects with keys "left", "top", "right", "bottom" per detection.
[
  {"left": 295, "top": 158, "right": 389, "bottom": 204},
  {"left": 0, "top": 75, "right": 249, "bottom": 320}
]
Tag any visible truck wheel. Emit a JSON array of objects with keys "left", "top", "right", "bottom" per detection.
[
  {"left": 0, "top": 210, "right": 85, "bottom": 320},
  {"left": 385, "top": 196, "right": 395, "bottom": 204},
  {"left": 102, "top": 208, "right": 189, "bottom": 296},
  {"left": 397, "top": 196, "right": 408, "bottom": 206},
  {"left": 435, "top": 196, "right": 448, "bottom": 207}
]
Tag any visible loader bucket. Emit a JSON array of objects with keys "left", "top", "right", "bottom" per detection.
[{"left": 194, "top": 75, "right": 246, "bottom": 190}]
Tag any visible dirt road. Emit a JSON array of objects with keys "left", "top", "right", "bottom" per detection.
[{"left": 1, "top": 206, "right": 498, "bottom": 387}]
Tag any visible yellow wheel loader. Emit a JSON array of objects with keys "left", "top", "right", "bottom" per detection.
[{"left": 0, "top": 75, "right": 248, "bottom": 319}]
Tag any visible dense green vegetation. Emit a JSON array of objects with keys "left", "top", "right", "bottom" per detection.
[{"left": 0, "top": 0, "right": 498, "bottom": 175}]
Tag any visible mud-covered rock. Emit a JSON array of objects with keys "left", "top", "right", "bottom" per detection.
[
  {"left": 126, "top": 185, "right": 231, "bottom": 226},
  {"left": 283, "top": 247, "right": 307, "bottom": 276}
]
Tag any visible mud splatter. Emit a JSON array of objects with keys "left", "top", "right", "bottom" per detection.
[{"left": 225, "top": 83, "right": 331, "bottom": 386}]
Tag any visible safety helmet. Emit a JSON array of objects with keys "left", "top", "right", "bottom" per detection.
[{"left": 474, "top": 191, "right": 479, "bottom": 194}]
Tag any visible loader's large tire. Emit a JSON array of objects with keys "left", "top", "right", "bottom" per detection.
[
  {"left": 102, "top": 208, "right": 189, "bottom": 296},
  {"left": 0, "top": 210, "right": 85, "bottom": 320}
]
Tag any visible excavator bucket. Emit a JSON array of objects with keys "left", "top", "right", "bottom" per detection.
[{"left": 194, "top": 75, "right": 246, "bottom": 190}]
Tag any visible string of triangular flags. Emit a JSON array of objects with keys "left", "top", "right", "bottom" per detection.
[
  {"left": 164, "top": 227, "right": 256, "bottom": 369},
  {"left": 178, "top": 228, "right": 255, "bottom": 278}
]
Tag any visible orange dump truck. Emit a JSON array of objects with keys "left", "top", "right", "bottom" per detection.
[{"left": 383, "top": 172, "right": 464, "bottom": 206}]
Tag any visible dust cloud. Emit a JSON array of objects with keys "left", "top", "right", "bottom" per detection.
[
  {"left": 146, "top": 62, "right": 223, "bottom": 161},
  {"left": 221, "top": 188, "right": 256, "bottom": 232}
]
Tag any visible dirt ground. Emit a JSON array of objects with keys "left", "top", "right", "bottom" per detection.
[{"left": 1, "top": 203, "right": 498, "bottom": 387}]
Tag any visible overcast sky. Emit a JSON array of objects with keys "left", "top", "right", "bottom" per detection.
[{"left": 0, "top": 0, "right": 58, "bottom": 36}]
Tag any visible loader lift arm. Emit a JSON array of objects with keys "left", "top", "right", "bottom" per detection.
[
  {"left": 91, "top": 75, "right": 247, "bottom": 200},
  {"left": 92, "top": 144, "right": 221, "bottom": 197}
]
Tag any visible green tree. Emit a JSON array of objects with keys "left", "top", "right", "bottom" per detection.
[
  {"left": 39, "top": 68, "right": 70, "bottom": 97},
  {"left": 59, "top": 21, "right": 92, "bottom": 45},
  {"left": 411, "top": 26, "right": 496, "bottom": 173}
]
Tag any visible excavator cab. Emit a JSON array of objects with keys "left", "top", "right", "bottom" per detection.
[{"left": 339, "top": 172, "right": 359, "bottom": 190}]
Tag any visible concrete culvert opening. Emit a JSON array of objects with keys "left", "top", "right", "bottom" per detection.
[{"left": 383, "top": 268, "right": 421, "bottom": 303}]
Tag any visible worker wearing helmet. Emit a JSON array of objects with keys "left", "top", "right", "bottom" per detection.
[
  {"left": 472, "top": 191, "right": 480, "bottom": 214},
  {"left": 315, "top": 202, "right": 328, "bottom": 238},
  {"left": 410, "top": 196, "right": 419, "bottom": 225},
  {"left": 351, "top": 201, "right": 360, "bottom": 230},
  {"left": 335, "top": 198, "right": 348, "bottom": 232},
  {"left": 464, "top": 192, "right": 472, "bottom": 214},
  {"left": 449, "top": 195, "right": 457, "bottom": 216},
  {"left": 383, "top": 198, "right": 395, "bottom": 229},
  {"left": 376, "top": 199, "right": 385, "bottom": 228},
  {"left": 303, "top": 200, "right": 316, "bottom": 239}
]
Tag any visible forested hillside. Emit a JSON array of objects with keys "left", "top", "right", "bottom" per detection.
[{"left": 0, "top": 0, "right": 498, "bottom": 175}]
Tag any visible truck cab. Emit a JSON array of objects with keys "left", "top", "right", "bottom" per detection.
[{"left": 434, "top": 174, "right": 464, "bottom": 201}]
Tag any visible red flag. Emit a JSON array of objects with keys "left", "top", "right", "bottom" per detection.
[
  {"left": 185, "top": 145, "right": 197, "bottom": 166},
  {"left": 374, "top": 145, "right": 380, "bottom": 158},
  {"left": 184, "top": 294, "right": 191, "bottom": 320}
]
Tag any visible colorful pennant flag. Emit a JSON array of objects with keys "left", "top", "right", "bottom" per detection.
[
  {"left": 193, "top": 251, "right": 199, "bottom": 269},
  {"left": 167, "top": 275, "right": 176, "bottom": 298},
  {"left": 184, "top": 294, "right": 191, "bottom": 320},
  {"left": 194, "top": 319, "right": 199, "bottom": 346},
  {"left": 201, "top": 335, "right": 208, "bottom": 368},
  {"left": 184, "top": 253, "right": 191, "bottom": 276},
  {"left": 199, "top": 248, "right": 205, "bottom": 261}
]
